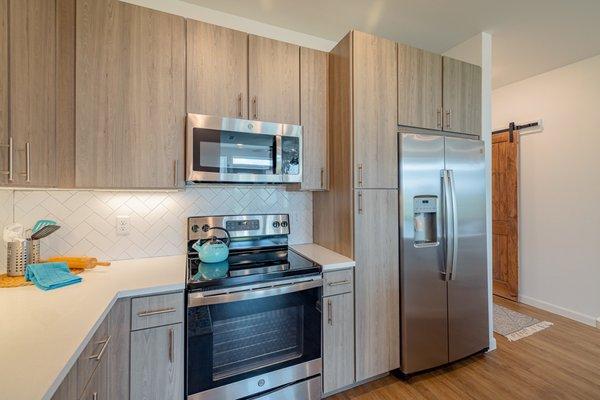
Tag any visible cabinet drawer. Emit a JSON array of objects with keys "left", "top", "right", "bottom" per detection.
[
  {"left": 323, "top": 269, "right": 353, "bottom": 297},
  {"left": 76, "top": 317, "right": 110, "bottom": 398},
  {"left": 79, "top": 352, "right": 108, "bottom": 400},
  {"left": 131, "top": 292, "right": 184, "bottom": 331}
]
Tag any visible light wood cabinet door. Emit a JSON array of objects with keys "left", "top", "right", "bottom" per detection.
[
  {"left": 354, "top": 189, "right": 400, "bottom": 380},
  {"left": 442, "top": 56, "right": 481, "bottom": 136},
  {"left": 300, "top": 47, "right": 328, "bottom": 190},
  {"left": 76, "top": 0, "right": 185, "bottom": 188},
  {"left": 187, "top": 20, "right": 247, "bottom": 119},
  {"left": 248, "top": 35, "right": 300, "bottom": 124},
  {"left": 353, "top": 31, "right": 398, "bottom": 189},
  {"left": 0, "top": 0, "right": 7, "bottom": 185},
  {"left": 322, "top": 292, "right": 355, "bottom": 395},
  {"left": 130, "top": 323, "right": 184, "bottom": 400},
  {"left": 108, "top": 298, "right": 130, "bottom": 400},
  {"left": 9, "top": 0, "right": 57, "bottom": 187},
  {"left": 398, "top": 43, "right": 442, "bottom": 131}
]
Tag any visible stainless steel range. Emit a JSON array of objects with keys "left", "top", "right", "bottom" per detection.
[{"left": 185, "top": 214, "right": 322, "bottom": 400}]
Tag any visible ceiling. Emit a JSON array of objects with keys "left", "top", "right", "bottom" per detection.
[{"left": 181, "top": 0, "right": 600, "bottom": 88}]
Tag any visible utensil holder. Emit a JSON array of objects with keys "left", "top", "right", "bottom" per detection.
[{"left": 6, "top": 240, "right": 40, "bottom": 277}]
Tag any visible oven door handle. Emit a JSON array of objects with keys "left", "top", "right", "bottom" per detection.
[{"left": 188, "top": 279, "right": 323, "bottom": 307}]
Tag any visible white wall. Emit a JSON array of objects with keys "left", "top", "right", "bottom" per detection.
[
  {"left": 444, "top": 33, "right": 496, "bottom": 350},
  {"left": 121, "top": 0, "right": 336, "bottom": 51},
  {"left": 493, "top": 54, "right": 600, "bottom": 326}
]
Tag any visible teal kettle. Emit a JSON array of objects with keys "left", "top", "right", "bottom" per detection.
[{"left": 193, "top": 227, "right": 231, "bottom": 263}]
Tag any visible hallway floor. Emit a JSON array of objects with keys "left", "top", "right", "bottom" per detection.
[{"left": 328, "top": 297, "right": 600, "bottom": 399}]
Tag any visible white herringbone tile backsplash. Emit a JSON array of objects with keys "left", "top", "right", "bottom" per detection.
[{"left": 1, "top": 187, "right": 312, "bottom": 266}]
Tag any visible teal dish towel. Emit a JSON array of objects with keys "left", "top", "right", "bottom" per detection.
[{"left": 25, "top": 262, "right": 82, "bottom": 291}]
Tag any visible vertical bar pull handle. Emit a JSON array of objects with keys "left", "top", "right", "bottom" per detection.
[
  {"left": 168, "top": 328, "right": 174, "bottom": 363},
  {"left": 19, "top": 142, "right": 31, "bottom": 182},
  {"left": 441, "top": 170, "right": 452, "bottom": 281},
  {"left": 173, "top": 160, "right": 178, "bottom": 187},
  {"left": 437, "top": 108, "right": 442, "bottom": 129},
  {"left": 445, "top": 109, "right": 452, "bottom": 130},
  {"left": 320, "top": 168, "right": 324, "bottom": 189},
  {"left": 357, "top": 163, "right": 364, "bottom": 187},
  {"left": 237, "top": 93, "right": 243, "bottom": 118},
  {"left": 0, "top": 137, "right": 13, "bottom": 181},
  {"left": 92, "top": 392, "right": 98, "bottom": 400},
  {"left": 448, "top": 170, "right": 458, "bottom": 280},
  {"left": 327, "top": 299, "right": 333, "bottom": 326},
  {"left": 252, "top": 96, "right": 258, "bottom": 120},
  {"left": 357, "top": 191, "right": 364, "bottom": 214}
]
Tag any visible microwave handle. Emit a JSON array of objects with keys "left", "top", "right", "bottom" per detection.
[
  {"left": 275, "top": 135, "right": 283, "bottom": 175},
  {"left": 188, "top": 279, "right": 323, "bottom": 307}
]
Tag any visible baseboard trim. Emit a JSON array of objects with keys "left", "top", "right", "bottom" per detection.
[{"left": 518, "top": 295, "right": 596, "bottom": 327}]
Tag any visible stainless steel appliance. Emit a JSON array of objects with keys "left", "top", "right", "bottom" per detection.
[
  {"left": 186, "top": 214, "right": 322, "bottom": 400},
  {"left": 399, "top": 132, "right": 488, "bottom": 374},
  {"left": 186, "top": 114, "right": 302, "bottom": 184}
]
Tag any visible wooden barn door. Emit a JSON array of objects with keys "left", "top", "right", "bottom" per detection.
[{"left": 492, "top": 127, "right": 519, "bottom": 301}]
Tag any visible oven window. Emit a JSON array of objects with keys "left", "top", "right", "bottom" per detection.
[
  {"left": 193, "top": 128, "right": 276, "bottom": 175},
  {"left": 281, "top": 136, "right": 300, "bottom": 175},
  {"left": 186, "top": 288, "right": 321, "bottom": 396}
]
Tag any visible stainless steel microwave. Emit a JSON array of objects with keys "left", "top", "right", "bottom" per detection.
[{"left": 186, "top": 114, "right": 302, "bottom": 184}]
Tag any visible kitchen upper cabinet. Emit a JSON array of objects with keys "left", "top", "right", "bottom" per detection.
[
  {"left": 354, "top": 189, "right": 399, "bottom": 380},
  {"left": 248, "top": 35, "right": 300, "bottom": 124},
  {"left": 322, "top": 271, "right": 354, "bottom": 395},
  {"left": 130, "top": 323, "right": 184, "bottom": 400},
  {"left": 397, "top": 43, "right": 443, "bottom": 131},
  {"left": 76, "top": 0, "right": 185, "bottom": 188},
  {"left": 353, "top": 31, "right": 398, "bottom": 189},
  {"left": 442, "top": 56, "right": 482, "bottom": 136},
  {"left": 7, "top": 0, "right": 57, "bottom": 187},
  {"left": 187, "top": 20, "right": 248, "bottom": 119},
  {"left": 299, "top": 47, "right": 328, "bottom": 190}
]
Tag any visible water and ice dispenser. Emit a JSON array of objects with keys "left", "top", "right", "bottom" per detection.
[{"left": 413, "top": 196, "right": 438, "bottom": 246}]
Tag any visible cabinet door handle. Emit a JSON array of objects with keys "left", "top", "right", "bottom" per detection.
[
  {"left": 251, "top": 96, "right": 258, "bottom": 120},
  {"left": 88, "top": 336, "right": 111, "bottom": 361},
  {"left": 173, "top": 160, "right": 178, "bottom": 187},
  {"left": 357, "top": 163, "right": 364, "bottom": 187},
  {"left": 445, "top": 109, "right": 452, "bottom": 129},
  {"left": 437, "top": 108, "right": 443, "bottom": 129},
  {"left": 320, "top": 168, "right": 324, "bottom": 189},
  {"left": 137, "top": 308, "right": 177, "bottom": 317},
  {"left": 328, "top": 280, "right": 350, "bottom": 287},
  {"left": 168, "top": 328, "right": 174, "bottom": 363},
  {"left": 357, "top": 191, "right": 364, "bottom": 214},
  {"left": 327, "top": 299, "right": 333, "bottom": 326},
  {"left": 0, "top": 137, "right": 13, "bottom": 182},
  {"left": 92, "top": 392, "right": 98, "bottom": 400},
  {"left": 237, "top": 93, "right": 243, "bottom": 118},
  {"left": 18, "top": 142, "right": 30, "bottom": 182}
]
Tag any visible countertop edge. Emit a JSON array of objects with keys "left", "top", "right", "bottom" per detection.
[{"left": 290, "top": 243, "right": 356, "bottom": 272}]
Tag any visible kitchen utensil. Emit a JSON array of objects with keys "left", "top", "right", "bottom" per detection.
[
  {"left": 30, "top": 224, "right": 61, "bottom": 240},
  {"left": 6, "top": 239, "right": 40, "bottom": 277},
  {"left": 3, "top": 223, "right": 23, "bottom": 242},
  {"left": 45, "top": 256, "right": 111, "bottom": 269},
  {"left": 193, "top": 227, "right": 231, "bottom": 263},
  {"left": 32, "top": 220, "right": 57, "bottom": 234}
]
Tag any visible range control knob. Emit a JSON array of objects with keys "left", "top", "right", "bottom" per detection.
[
  {"left": 272, "top": 221, "right": 280, "bottom": 228},
  {"left": 201, "top": 224, "right": 211, "bottom": 232},
  {"left": 191, "top": 224, "right": 199, "bottom": 233},
  {"left": 281, "top": 221, "right": 288, "bottom": 228}
]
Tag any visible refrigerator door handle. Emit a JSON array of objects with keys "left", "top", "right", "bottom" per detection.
[
  {"left": 441, "top": 169, "right": 453, "bottom": 281},
  {"left": 447, "top": 169, "right": 459, "bottom": 280}
]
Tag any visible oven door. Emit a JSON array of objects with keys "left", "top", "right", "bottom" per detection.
[
  {"left": 186, "top": 278, "right": 322, "bottom": 400},
  {"left": 186, "top": 114, "right": 302, "bottom": 184}
]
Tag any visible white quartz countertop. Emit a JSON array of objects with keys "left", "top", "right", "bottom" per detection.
[
  {"left": 291, "top": 243, "right": 355, "bottom": 271},
  {"left": 0, "top": 255, "right": 187, "bottom": 400}
]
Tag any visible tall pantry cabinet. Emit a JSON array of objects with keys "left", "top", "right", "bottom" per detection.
[{"left": 314, "top": 30, "right": 400, "bottom": 385}]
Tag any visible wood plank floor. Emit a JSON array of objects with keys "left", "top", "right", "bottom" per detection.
[{"left": 328, "top": 296, "right": 600, "bottom": 399}]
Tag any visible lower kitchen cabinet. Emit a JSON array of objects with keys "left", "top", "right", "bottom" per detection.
[
  {"left": 130, "top": 323, "right": 184, "bottom": 400},
  {"left": 79, "top": 354, "right": 108, "bottom": 400},
  {"left": 322, "top": 269, "right": 355, "bottom": 395}
]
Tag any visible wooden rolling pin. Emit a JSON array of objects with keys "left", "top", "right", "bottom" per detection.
[{"left": 46, "top": 257, "right": 111, "bottom": 269}]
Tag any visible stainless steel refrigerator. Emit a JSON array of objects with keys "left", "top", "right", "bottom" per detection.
[{"left": 399, "top": 132, "right": 488, "bottom": 374}]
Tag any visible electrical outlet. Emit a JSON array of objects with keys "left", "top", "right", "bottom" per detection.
[{"left": 116, "top": 215, "right": 130, "bottom": 235}]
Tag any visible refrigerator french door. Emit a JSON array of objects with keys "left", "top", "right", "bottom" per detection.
[{"left": 399, "top": 132, "right": 488, "bottom": 374}]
